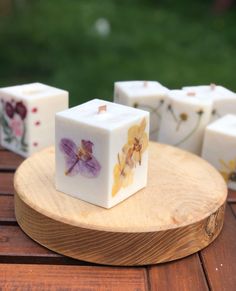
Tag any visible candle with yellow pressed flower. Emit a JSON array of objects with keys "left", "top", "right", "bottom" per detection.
[
  {"left": 182, "top": 84, "right": 236, "bottom": 122},
  {"left": 158, "top": 90, "right": 213, "bottom": 155},
  {"left": 114, "top": 81, "right": 169, "bottom": 141},
  {"left": 55, "top": 99, "right": 149, "bottom": 209},
  {"left": 202, "top": 114, "right": 236, "bottom": 190}
]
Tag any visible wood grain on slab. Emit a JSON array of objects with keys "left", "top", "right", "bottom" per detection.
[
  {"left": 0, "top": 151, "right": 24, "bottom": 171},
  {"left": 14, "top": 143, "right": 227, "bottom": 266},
  {"left": 200, "top": 204, "right": 236, "bottom": 291},
  {"left": 148, "top": 254, "right": 209, "bottom": 291},
  {"left": 0, "top": 173, "right": 14, "bottom": 195},
  {"left": 0, "top": 264, "right": 148, "bottom": 291}
]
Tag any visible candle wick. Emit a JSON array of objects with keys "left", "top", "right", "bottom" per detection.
[
  {"left": 210, "top": 83, "right": 216, "bottom": 90},
  {"left": 143, "top": 81, "right": 148, "bottom": 87},
  {"left": 98, "top": 105, "right": 107, "bottom": 113},
  {"left": 186, "top": 91, "right": 196, "bottom": 97}
]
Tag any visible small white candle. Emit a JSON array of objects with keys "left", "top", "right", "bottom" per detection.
[
  {"left": 182, "top": 84, "right": 236, "bottom": 122},
  {"left": 114, "top": 81, "right": 169, "bottom": 141},
  {"left": 202, "top": 114, "right": 236, "bottom": 190},
  {"left": 55, "top": 99, "right": 150, "bottom": 208},
  {"left": 158, "top": 90, "right": 213, "bottom": 155},
  {"left": 0, "top": 83, "right": 68, "bottom": 157}
]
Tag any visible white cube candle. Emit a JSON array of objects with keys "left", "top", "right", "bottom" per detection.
[
  {"left": 158, "top": 90, "right": 213, "bottom": 155},
  {"left": 0, "top": 83, "right": 68, "bottom": 157},
  {"left": 55, "top": 99, "right": 149, "bottom": 209},
  {"left": 114, "top": 81, "right": 169, "bottom": 141},
  {"left": 182, "top": 84, "right": 236, "bottom": 122},
  {"left": 202, "top": 114, "right": 236, "bottom": 190}
]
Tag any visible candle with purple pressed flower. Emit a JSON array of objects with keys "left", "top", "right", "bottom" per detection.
[
  {"left": 114, "top": 81, "right": 169, "bottom": 141},
  {"left": 55, "top": 99, "right": 149, "bottom": 208},
  {"left": 182, "top": 84, "right": 236, "bottom": 122},
  {"left": 158, "top": 90, "right": 213, "bottom": 155},
  {"left": 0, "top": 83, "right": 68, "bottom": 157}
]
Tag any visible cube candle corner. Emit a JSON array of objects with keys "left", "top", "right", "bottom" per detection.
[{"left": 55, "top": 99, "right": 150, "bottom": 208}]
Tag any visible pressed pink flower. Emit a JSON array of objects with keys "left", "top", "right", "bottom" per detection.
[{"left": 10, "top": 115, "right": 23, "bottom": 137}]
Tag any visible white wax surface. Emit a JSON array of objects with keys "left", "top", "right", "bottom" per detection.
[
  {"left": 115, "top": 81, "right": 169, "bottom": 98},
  {"left": 205, "top": 114, "right": 236, "bottom": 137},
  {"left": 202, "top": 114, "right": 236, "bottom": 190},
  {"left": 57, "top": 99, "right": 148, "bottom": 131},
  {"left": 0, "top": 82, "right": 68, "bottom": 101},
  {"left": 183, "top": 85, "right": 236, "bottom": 101},
  {"left": 182, "top": 85, "right": 236, "bottom": 122}
]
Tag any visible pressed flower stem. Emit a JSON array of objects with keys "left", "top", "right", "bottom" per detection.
[
  {"left": 21, "top": 122, "right": 28, "bottom": 151},
  {"left": 168, "top": 106, "right": 178, "bottom": 123},
  {"left": 176, "top": 120, "right": 182, "bottom": 131},
  {"left": 65, "top": 158, "right": 80, "bottom": 175},
  {"left": 212, "top": 110, "right": 221, "bottom": 118},
  {"left": 135, "top": 102, "right": 163, "bottom": 119},
  {"left": 174, "top": 113, "right": 202, "bottom": 147},
  {"left": 134, "top": 102, "right": 164, "bottom": 136}
]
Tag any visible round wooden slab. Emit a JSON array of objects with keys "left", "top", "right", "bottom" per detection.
[{"left": 14, "top": 142, "right": 227, "bottom": 266}]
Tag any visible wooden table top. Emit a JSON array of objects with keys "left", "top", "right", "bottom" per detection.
[{"left": 0, "top": 146, "right": 235, "bottom": 290}]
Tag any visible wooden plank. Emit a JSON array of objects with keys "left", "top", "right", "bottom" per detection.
[
  {"left": 148, "top": 254, "right": 209, "bottom": 291},
  {"left": 0, "top": 151, "right": 24, "bottom": 171},
  {"left": 0, "top": 264, "right": 148, "bottom": 291},
  {"left": 230, "top": 203, "right": 236, "bottom": 216},
  {"left": 0, "top": 195, "right": 15, "bottom": 223},
  {"left": 0, "top": 224, "right": 88, "bottom": 264},
  {"left": 0, "top": 173, "right": 14, "bottom": 195},
  {"left": 228, "top": 189, "right": 236, "bottom": 202},
  {"left": 200, "top": 204, "right": 236, "bottom": 291},
  {"left": 0, "top": 225, "right": 59, "bottom": 258}
]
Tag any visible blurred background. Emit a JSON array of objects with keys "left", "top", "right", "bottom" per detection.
[{"left": 0, "top": 0, "right": 235, "bottom": 106}]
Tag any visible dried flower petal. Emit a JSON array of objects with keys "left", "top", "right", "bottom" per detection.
[
  {"left": 5, "top": 102, "right": 14, "bottom": 118},
  {"left": 15, "top": 101, "right": 27, "bottom": 120}
]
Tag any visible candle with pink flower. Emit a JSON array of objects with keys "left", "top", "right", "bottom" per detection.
[{"left": 0, "top": 83, "right": 68, "bottom": 157}]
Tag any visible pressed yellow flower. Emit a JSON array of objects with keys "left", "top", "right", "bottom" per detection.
[
  {"left": 112, "top": 118, "right": 148, "bottom": 197},
  {"left": 179, "top": 113, "right": 188, "bottom": 121},
  {"left": 219, "top": 158, "right": 236, "bottom": 183},
  {"left": 127, "top": 118, "right": 148, "bottom": 166},
  {"left": 112, "top": 152, "right": 133, "bottom": 197}
]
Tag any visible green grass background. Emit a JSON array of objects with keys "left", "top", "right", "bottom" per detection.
[{"left": 0, "top": 0, "right": 235, "bottom": 106}]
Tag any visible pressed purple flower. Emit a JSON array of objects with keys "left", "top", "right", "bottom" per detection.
[
  {"left": 15, "top": 101, "right": 27, "bottom": 120},
  {"left": 60, "top": 138, "right": 101, "bottom": 178},
  {"left": 81, "top": 139, "right": 93, "bottom": 154},
  {"left": 5, "top": 102, "right": 14, "bottom": 118}
]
